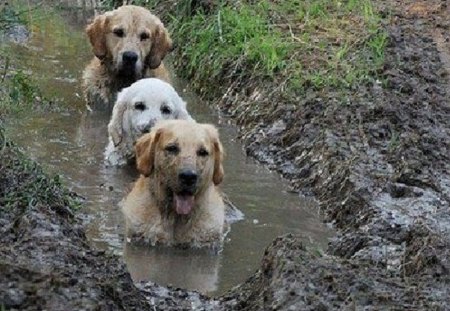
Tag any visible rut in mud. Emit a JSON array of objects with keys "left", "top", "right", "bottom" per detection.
[
  {"left": 0, "top": 132, "right": 150, "bottom": 310},
  {"left": 1, "top": 0, "right": 450, "bottom": 309},
  {"left": 232, "top": 1, "right": 450, "bottom": 309},
  {"left": 154, "top": 0, "right": 450, "bottom": 308}
]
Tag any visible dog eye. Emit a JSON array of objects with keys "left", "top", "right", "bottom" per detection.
[
  {"left": 165, "top": 144, "right": 179, "bottom": 154},
  {"left": 113, "top": 28, "right": 125, "bottom": 38},
  {"left": 134, "top": 102, "right": 146, "bottom": 110},
  {"left": 197, "top": 148, "right": 209, "bottom": 157},
  {"left": 140, "top": 32, "right": 150, "bottom": 41},
  {"left": 161, "top": 105, "right": 172, "bottom": 115}
]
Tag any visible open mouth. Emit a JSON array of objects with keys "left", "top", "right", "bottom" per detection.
[
  {"left": 118, "top": 65, "right": 138, "bottom": 77},
  {"left": 173, "top": 191, "right": 195, "bottom": 215}
]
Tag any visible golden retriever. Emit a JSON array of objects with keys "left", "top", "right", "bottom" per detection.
[
  {"left": 122, "top": 120, "right": 226, "bottom": 249},
  {"left": 82, "top": 5, "right": 173, "bottom": 109},
  {"left": 104, "top": 78, "right": 193, "bottom": 166}
]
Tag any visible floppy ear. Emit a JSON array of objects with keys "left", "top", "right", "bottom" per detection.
[
  {"left": 213, "top": 139, "right": 224, "bottom": 185},
  {"left": 176, "top": 100, "right": 194, "bottom": 121},
  {"left": 203, "top": 124, "right": 224, "bottom": 185},
  {"left": 135, "top": 128, "right": 163, "bottom": 177},
  {"left": 147, "top": 23, "right": 173, "bottom": 69},
  {"left": 86, "top": 14, "right": 109, "bottom": 59},
  {"left": 108, "top": 96, "right": 127, "bottom": 147}
]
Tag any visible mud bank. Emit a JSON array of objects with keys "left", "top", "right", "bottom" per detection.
[
  {"left": 1, "top": 0, "right": 450, "bottom": 309},
  {"left": 0, "top": 129, "right": 151, "bottom": 310},
  {"left": 148, "top": 0, "right": 450, "bottom": 308}
]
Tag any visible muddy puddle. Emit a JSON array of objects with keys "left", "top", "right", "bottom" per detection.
[{"left": 1, "top": 4, "right": 333, "bottom": 295}]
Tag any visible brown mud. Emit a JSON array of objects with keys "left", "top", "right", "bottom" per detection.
[
  {"left": 230, "top": 1, "right": 450, "bottom": 309},
  {"left": 0, "top": 132, "right": 150, "bottom": 310},
  {"left": 1, "top": 0, "right": 450, "bottom": 309},
  {"left": 162, "top": 0, "right": 450, "bottom": 309}
]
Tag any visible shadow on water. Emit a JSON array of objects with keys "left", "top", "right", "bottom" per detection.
[{"left": 2, "top": 2, "right": 333, "bottom": 295}]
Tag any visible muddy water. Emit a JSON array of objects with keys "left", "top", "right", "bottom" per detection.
[{"left": 2, "top": 5, "right": 333, "bottom": 294}]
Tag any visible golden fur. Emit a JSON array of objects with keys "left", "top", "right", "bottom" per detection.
[
  {"left": 122, "top": 120, "right": 226, "bottom": 248},
  {"left": 82, "top": 5, "right": 172, "bottom": 109}
]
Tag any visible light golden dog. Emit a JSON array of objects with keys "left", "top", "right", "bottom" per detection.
[
  {"left": 122, "top": 120, "right": 226, "bottom": 249},
  {"left": 82, "top": 5, "right": 173, "bottom": 109}
]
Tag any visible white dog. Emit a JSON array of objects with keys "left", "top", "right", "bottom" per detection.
[{"left": 105, "top": 78, "right": 193, "bottom": 166}]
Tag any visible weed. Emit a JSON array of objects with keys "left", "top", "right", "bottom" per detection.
[
  {"left": 388, "top": 130, "right": 400, "bottom": 152},
  {"left": 167, "top": 1, "right": 291, "bottom": 90},
  {"left": 0, "top": 126, "right": 82, "bottom": 213},
  {"left": 144, "top": 0, "right": 387, "bottom": 100},
  {"left": 367, "top": 31, "right": 388, "bottom": 63},
  {"left": 0, "top": 65, "right": 49, "bottom": 116},
  {"left": 0, "top": 1, "right": 27, "bottom": 30}
]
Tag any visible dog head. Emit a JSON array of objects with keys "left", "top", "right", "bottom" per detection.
[
  {"left": 135, "top": 120, "right": 224, "bottom": 215},
  {"left": 108, "top": 78, "right": 192, "bottom": 149},
  {"left": 86, "top": 5, "right": 173, "bottom": 78}
]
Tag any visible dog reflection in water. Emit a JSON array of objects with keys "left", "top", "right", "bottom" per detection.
[{"left": 124, "top": 243, "right": 221, "bottom": 294}]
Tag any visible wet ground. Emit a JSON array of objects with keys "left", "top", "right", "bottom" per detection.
[
  {"left": 210, "top": 0, "right": 450, "bottom": 309},
  {"left": 1, "top": 0, "right": 450, "bottom": 309},
  {"left": 1, "top": 1, "right": 331, "bottom": 296}
]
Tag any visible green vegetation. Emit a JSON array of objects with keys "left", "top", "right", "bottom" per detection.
[
  {"left": 0, "top": 66, "right": 48, "bottom": 115},
  {"left": 0, "top": 2, "right": 77, "bottom": 116},
  {"left": 0, "top": 1, "right": 26, "bottom": 30},
  {"left": 143, "top": 0, "right": 387, "bottom": 98},
  {"left": 174, "top": 2, "right": 290, "bottom": 82},
  {"left": 0, "top": 126, "right": 82, "bottom": 213},
  {"left": 0, "top": 2, "right": 41, "bottom": 116}
]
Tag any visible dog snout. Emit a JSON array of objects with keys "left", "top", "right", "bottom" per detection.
[
  {"left": 122, "top": 51, "right": 138, "bottom": 65},
  {"left": 139, "top": 121, "right": 155, "bottom": 134},
  {"left": 178, "top": 169, "right": 198, "bottom": 187}
]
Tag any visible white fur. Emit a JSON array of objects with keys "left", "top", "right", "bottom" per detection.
[{"left": 105, "top": 78, "right": 193, "bottom": 166}]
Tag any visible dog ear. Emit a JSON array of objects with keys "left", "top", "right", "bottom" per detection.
[
  {"left": 176, "top": 100, "right": 194, "bottom": 121},
  {"left": 212, "top": 139, "right": 224, "bottom": 185},
  {"left": 108, "top": 93, "right": 127, "bottom": 147},
  {"left": 147, "top": 23, "right": 173, "bottom": 69},
  {"left": 135, "top": 128, "right": 163, "bottom": 177},
  {"left": 86, "top": 14, "right": 109, "bottom": 59},
  {"left": 203, "top": 124, "right": 224, "bottom": 185}
]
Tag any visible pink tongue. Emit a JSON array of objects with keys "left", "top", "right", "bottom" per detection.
[{"left": 174, "top": 195, "right": 195, "bottom": 215}]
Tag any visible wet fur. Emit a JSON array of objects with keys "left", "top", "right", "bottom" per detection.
[
  {"left": 104, "top": 78, "right": 193, "bottom": 166},
  {"left": 82, "top": 5, "right": 173, "bottom": 109},
  {"left": 122, "top": 120, "right": 225, "bottom": 248}
]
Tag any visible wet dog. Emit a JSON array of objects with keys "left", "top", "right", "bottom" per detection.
[
  {"left": 122, "top": 120, "right": 226, "bottom": 249},
  {"left": 104, "top": 78, "right": 192, "bottom": 166},
  {"left": 82, "top": 5, "right": 173, "bottom": 109}
]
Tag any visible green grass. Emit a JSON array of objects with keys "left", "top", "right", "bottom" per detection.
[
  {"left": 0, "top": 1, "right": 27, "bottom": 30},
  {"left": 0, "top": 126, "right": 82, "bottom": 212},
  {"left": 0, "top": 3, "right": 74, "bottom": 116},
  {"left": 0, "top": 2, "right": 41, "bottom": 116},
  {"left": 170, "top": 1, "right": 291, "bottom": 86},
  {"left": 0, "top": 64, "right": 49, "bottom": 115},
  {"left": 140, "top": 0, "right": 387, "bottom": 99},
  {"left": 274, "top": 0, "right": 388, "bottom": 91}
]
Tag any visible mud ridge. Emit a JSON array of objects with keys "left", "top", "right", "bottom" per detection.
[
  {"left": 1, "top": 0, "right": 450, "bottom": 309},
  {"left": 0, "top": 131, "right": 153, "bottom": 310},
  {"left": 162, "top": 0, "right": 450, "bottom": 308}
]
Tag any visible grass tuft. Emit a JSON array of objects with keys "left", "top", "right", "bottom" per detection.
[
  {"left": 140, "top": 0, "right": 388, "bottom": 100},
  {"left": 0, "top": 126, "right": 82, "bottom": 214},
  {"left": 171, "top": 1, "right": 291, "bottom": 85},
  {"left": 0, "top": 65, "right": 49, "bottom": 116}
]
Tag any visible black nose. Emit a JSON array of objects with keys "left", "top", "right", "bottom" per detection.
[
  {"left": 178, "top": 170, "right": 198, "bottom": 186},
  {"left": 122, "top": 51, "right": 138, "bottom": 64},
  {"left": 142, "top": 124, "right": 152, "bottom": 134}
]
